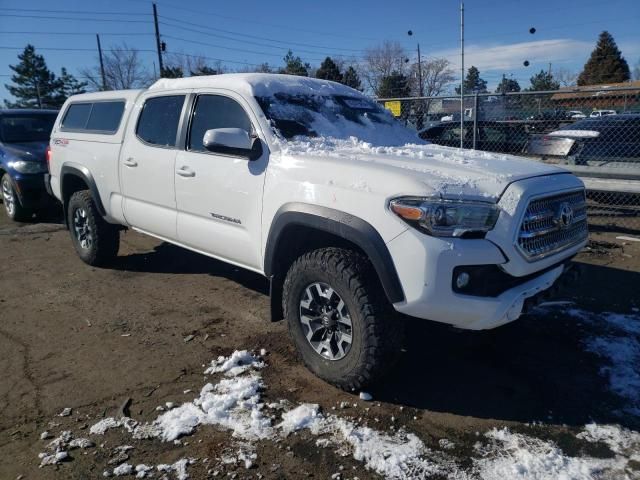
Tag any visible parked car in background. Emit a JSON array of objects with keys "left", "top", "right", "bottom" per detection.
[
  {"left": 568, "top": 110, "right": 586, "bottom": 119},
  {"left": 590, "top": 109, "right": 616, "bottom": 118},
  {"left": 0, "top": 109, "right": 58, "bottom": 221},
  {"left": 419, "top": 120, "right": 529, "bottom": 154},
  {"left": 525, "top": 115, "right": 640, "bottom": 164}
]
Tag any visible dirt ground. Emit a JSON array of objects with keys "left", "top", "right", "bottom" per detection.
[{"left": 1, "top": 206, "right": 639, "bottom": 479}]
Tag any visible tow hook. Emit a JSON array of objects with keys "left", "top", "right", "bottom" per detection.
[{"left": 523, "top": 262, "right": 581, "bottom": 313}]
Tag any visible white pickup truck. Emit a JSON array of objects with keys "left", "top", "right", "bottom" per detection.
[{"left": 47, "top": 74, "right": 587, "bottom": 389}]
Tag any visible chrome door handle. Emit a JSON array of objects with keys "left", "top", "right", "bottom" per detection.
[
  {"left": 123, "top": 158, "right": 138, "bottom": 167},
  {"left": 176, "top": 166, "right": 195, "bottom": 177}
]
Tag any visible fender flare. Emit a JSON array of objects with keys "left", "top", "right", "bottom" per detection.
[
  {"left": 60, "top": 165, "right": 107, "bottom": 218},
  {"left": 264, "top": 203, "right": 405, "bottom": 305}
]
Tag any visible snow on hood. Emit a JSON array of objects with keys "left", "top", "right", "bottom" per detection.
[{"left": 278, "top": 136, "right": 566, "bottom": 202}]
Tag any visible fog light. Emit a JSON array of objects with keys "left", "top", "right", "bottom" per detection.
[{"left": 456, "top": 272, "right": 470, "bottom": 289}]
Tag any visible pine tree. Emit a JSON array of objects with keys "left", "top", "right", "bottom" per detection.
[
  {"left": 4, "top": 44, "right": 61, "bottom": 109},
  {"left": 377, "top": 71, "right": 410, "bottom": 98},
  {"left": 455, "top": 66, "right": 488, "bottom": 94},
  {"left": 190, "top": 65, "right": 218, "bottom": 76},
  {"left": 495, "top": 76, "right": 521, "bottom": 93},
  {"left": 577, "top": 31, "right": 630, "bottom": 86},
  {"left": 161, "top": 66, "right": 183, "bottom": 78},
  {"left": 315, "top": 57, "right": 342, "bottom": 82},
  {"left": 280, "top": 50, "right": 310, "bottom": 77},
  {"left": 54, "top": 68, "right": 87, "bottom": 106},
  {"left": 527, "top": 70, "right": 560, "bottom": 91},
  {"left": 341, "top": 66, "right": 362, "bottom": 91}
]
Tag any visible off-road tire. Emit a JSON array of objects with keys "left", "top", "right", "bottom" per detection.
[
  {"left": 283, "top": 247, "right": 404, "bottom": 391},
  {"left": 67, "top": 190, "right": 119, "bottom": 266},
  {"left": 1, "top": 173, "right": 32, "bottom": 222}
]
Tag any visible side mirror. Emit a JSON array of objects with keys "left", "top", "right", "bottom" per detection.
[
  {"left": 203, "top": 128, "right": 252, "bottom": 151},
  {"left": 202, "top": 128, "right": 263, "bottom": 161}
]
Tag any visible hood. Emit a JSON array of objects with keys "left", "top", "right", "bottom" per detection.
[
  {"left": 279, "top": 137, "right": 567, "bottom": 202},
  {"left": 1, "top": 141, "right": 48, "bottom": 162}
]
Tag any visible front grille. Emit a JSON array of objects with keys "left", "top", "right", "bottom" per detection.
[{"left": 517, "top": 189, "right": 588, "bottom": 260}]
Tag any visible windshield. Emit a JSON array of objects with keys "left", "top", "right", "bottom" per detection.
[
  {"left": 0, "top": 113, "right": 57, "bottom": 143},
  {"left": 255, "top": 93, "right": 422, "bottom": 147}
]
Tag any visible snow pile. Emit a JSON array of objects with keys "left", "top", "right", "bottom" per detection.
[
  {"left": 157, "top": 458, "right": 193, "bottom": 480},
  {"left": 277, "top": 403, "right": 451, "bottom": 479},
  {"left": 38, "top": 430, "right": 94, "bottom": 467},
  {"left": 153, "top": 373, "right": 271, "bottom": 441},
  {"left": 204, "top": 350, "right": 265, "bottom": 377},
  {"left": 566, "top": 309, "right": 640, "bottom": 415},
  {"left": 473, "top": 427, "right": 632, "bottom": 479},
  {"left": 578, "top": 423, "right": 640, "bottom": 461}
]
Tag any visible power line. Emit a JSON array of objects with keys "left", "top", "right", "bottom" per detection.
[
  {"left": 0, "top": 31, "right": 154, "bottom": 36},
  {"left": 2, "top": 7, "right": 149, "bottom": 16},
  {"left": 159, "top": 16, "right": 367, "bottom": 53},
  {"left": 0, "top": 14, "right": 151, "bottom": 23}
]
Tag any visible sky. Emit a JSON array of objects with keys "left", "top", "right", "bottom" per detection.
[{"left": 1, "top": 0, "right": 639, "bottom": 103}]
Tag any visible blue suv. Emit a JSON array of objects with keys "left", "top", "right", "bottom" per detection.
[{"left": 0, "top": 109, "right": 58, "bottom": 221}]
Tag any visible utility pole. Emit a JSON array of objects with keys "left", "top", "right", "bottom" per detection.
[
  {"left": 417, "top": 43, "right": 423, "bottom": 97},
  {"left": 548, "top": 62, "right": 552, "bottom": 76},
  {"left": 152, "top": 3, "right": 164, "bottom": 77},
  {"left": 460, "top": 0, "right": 465, "bottom": 149},
  {"left": 96, "top": 34, "right": 107, "bottom": 91}
]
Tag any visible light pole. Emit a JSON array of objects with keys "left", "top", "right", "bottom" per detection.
[
  {"left": 460, "top": 1, "right": 465, "bottom": 149},
  {"left": 407, "top": 30, "right": 423, "bottom": 97}
]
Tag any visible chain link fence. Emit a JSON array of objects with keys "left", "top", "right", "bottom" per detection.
[{"left": 378, "top": 84, "right": 640, "bottom": 232}]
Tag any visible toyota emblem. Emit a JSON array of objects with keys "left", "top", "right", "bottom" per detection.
[{"left": 555, "top": 202, "right": 574, "bottom": 228}]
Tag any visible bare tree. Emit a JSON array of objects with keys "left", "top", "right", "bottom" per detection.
[
  {"left": 165, "top": 53, "right": 226, "bottom": 76},
  {"left": 362, "top": 41, "right": 409, "bottom": 95},
  {"left": 81, "top": 44, "right": 151, "bottom": 91},
  {"left": 555, "top": 68, "right": 578, "bottom": 88},
  {"left": 412, "top": 58, "right": 455, "bottom": 98}
]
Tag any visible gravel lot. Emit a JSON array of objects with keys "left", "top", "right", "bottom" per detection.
[{"left": 1, "top": 207, "right": 639, "bottom": 479}]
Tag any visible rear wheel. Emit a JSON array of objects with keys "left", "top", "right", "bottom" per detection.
[
  {"left": 67, "top": 190, "right": 119, "bottom": 266},
  {"left": 283, "top": 247, "right": 403, "bottom": 391},
  {"left": 1, "top": 173, "right": 31, "bottom": 222}
]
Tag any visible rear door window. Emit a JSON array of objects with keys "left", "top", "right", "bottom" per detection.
[{"left": 136, "top": 95, "right": 186, "bottom": 147}]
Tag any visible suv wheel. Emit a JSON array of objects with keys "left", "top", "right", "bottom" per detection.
[
  {"left": 1, "top": 173, "right": 31, "bottom": 222},
  {"left": 283, "top": 247, "right": 403, "bottom": 391},
  {"left": 67, "top": 190, "right": 119, "bottom": 266}
]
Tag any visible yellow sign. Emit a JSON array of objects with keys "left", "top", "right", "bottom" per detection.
[{"left": 384, "top": 101, "right": 401, "bottom": 117}]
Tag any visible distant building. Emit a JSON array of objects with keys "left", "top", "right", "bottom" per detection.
[{"left": 551, "top": 81, "right": 640, "bottom": 111}]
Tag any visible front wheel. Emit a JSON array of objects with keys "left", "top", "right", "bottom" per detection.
[
  {"left": 1, "top": 173, "right": 31, "bottom": 222},
  {"left": 67, "top": 190, "right": 119, "bottom": 266},
  {"left": 283, "top": 248, "right": 403, "bottom": 391}
]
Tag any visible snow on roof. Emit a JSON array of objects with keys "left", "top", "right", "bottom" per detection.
[{"left": 149, "top": 73, "right": 361, "bottom": 98}]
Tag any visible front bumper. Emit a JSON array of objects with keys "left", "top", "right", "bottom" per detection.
[
  {"left": 387, "top": 230, "right": 570, "bottom": 329},
  {"left": 11, "top": 173, "right": 54, "bottom": 209},
  {"left": 386, "top": 173, "right": 586, "bottom": 330}
]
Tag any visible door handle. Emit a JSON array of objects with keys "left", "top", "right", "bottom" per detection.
[
  {"left": 123, "top": 158, "right": 138, "bottom": 167},
  {"left": 176, "top": 166, "right": 195, "bottom": 177}
]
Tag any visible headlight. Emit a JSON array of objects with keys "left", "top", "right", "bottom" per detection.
[
  {"left": 8, "top": 160, "right": 47, "bottom": 174},
  {"left": 389, "top": 196, "right": 500, "bottom": 237}
]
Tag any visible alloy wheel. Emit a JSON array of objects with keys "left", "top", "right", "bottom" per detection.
[
  {"left": 1, "top": 177, "right": 16, "bottom": 217},
  {"left": 73, "top": 207, "right": 94, "bottom": 250},
  {"left": 299, "top": 282, "right": 353, "bottom": 361}
]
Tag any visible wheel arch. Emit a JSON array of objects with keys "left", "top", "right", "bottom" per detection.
[
  {"left": 60, "top": 165, "right": 106, "bottom": 225},
  {"left": 264, "top": 203, "right": 405, "bottom": 321}
]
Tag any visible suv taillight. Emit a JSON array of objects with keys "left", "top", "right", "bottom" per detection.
[{"left": 46, "top": 146, "right": 52, "bottom": 172}]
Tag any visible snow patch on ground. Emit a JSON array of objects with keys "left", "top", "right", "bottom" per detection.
[
  {"left": 204, "top": 350, "right": 265, "bottom": 377},
  {"left": 565, "top": 309, "right": 640, "bottom": 415},
  {"left": 473, "top": 427, "right": 635, "bottom": 480}
]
